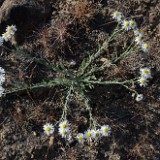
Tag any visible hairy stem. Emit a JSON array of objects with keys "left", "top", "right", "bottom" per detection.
[
  {"left": 78, "top": 28, "right": 123, "bottom": 77},
  {"left": 55, "top": 86, "right": 72, "bottom": 125}
]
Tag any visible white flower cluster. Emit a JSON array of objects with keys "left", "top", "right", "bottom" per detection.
[
  {"left": 0, "top": 25, "right": 17, "bottom": 46},
  {"left": 43, "top": 121, "right": 111, "bottom": 144},
  {"left": 112, "top": 11, "right": 149, "bottom": 52},
  {"left": 138, "top": 67, "right": 152, "bottom": 87},
  {"left": 77, "top": 125, "right": 111, "bottom": 144},
  {"left": 43, "top": 120, "right": 72, "bottom": 140},
  {"left": 58, "top": 120, "right": 72, "bottom": 140},
  {"left": 0, "top": 67, "right": 5, "bottom": 97},
  {"left": 134, "top": 68, "right": 152, "bottom": 101}
]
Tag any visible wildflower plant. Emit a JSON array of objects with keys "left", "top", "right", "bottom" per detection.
[
  {"left": 0, "top": 11, "right": 153, "bottom": 144},
  {"left": 141, "top": 42, "right": 149, "bottom": 52},
  {"left": 122, "top": 20, "right": 131, "bottom": 31},
  {"left": 134, "top": 29, "right": 143, "bottom": 37},
  {"left": 84, "top": 129, "right": 93, "bottom": 141},
  {"left": 138, "top": 67, "right": 152, "bottom": 88},
  {"left": 138, "top": 77, "right": 148, "bottom": 87},
  {"left": 6, "top": 25, "right": 17, "bottom": 35},
  {"left": 58, "top": 120, "right": 72, "bottom": 140},
  {"left": 77, "top": 133, "right": 85, "bottom": 144},
  {"left": 43, "top": 123, "right": 55, "bottom": 136},
  {"left": 92, "top": 129, "right": 101, "bottom": 141},
  {"left": 135, "top": 36, "right": 142, "bottom": 45},
  {"left": 0, "top": 25, "right": 17, "bottom": 48},
  {"left": 100, "top": 125, "right": 111, "bottom": 137},
  {"left": 112, "top": 11, "right": 122, "bottom": 20}
]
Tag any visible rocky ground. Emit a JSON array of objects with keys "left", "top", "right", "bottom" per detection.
[{"left": 0, "top": 0, "right": 160, "bottom": 159}]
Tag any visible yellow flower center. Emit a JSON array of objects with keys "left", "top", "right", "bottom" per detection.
[
  {"left": 141, "top": 79, "right": 145, "bottom": 84},
  {"left": 137, "top": 37, "right": 141, "bottom": 41},
  {"left": 143, "top": 70, "right": 150, "bottom": 74},
  {"left": 95, "top": 132, "right": 99, "bottom": 137},
  {"left": 62, "top": 123, "right": 67, "bottom": 128},
  {"left": 137, "top": 30, "right": 141, "bottom": 34},
  {"left": 87, "top": 133, "right": 91, "bottom": 137},
  {"left": 103, "top": 128, "right": 108, "bottom": 133},
  {"left": 131, "top": 21, "right": 135, "bottom": 25},
  {"left": 46, "top": 127, "right": 51, "bottom": 131},
  {"left": 8, "top": 26, "right": 13, "bottom": 31},
  {"left": 62, "top": 130, "right": 67, "bottom": 135},
  {"left": 3, "top": 33, "right": 8, "bottom": 37},
  {"left": 78, "top": 136, "right": 83, "bottom": 140},
  {"left": 145, "top": 44, "right": 149, "bottom": 49},
  {"left": 114, "top": 12, "right": 119, "bottom": 16},
  {"left": 125, "top": 22, "right": 129, "bottom": 26}
]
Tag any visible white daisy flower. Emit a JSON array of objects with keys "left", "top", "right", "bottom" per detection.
[
  {"left": 134, "top": 29, "right": 143, "bottom": 37},
  {"left": 92, "top": 129, "right": 101, "bottom": 141},
  {"left": 58, "top": 120, "right": 71, "bottom": 139},
  {"left": 122, "top": 20, "right": 131, "bottom": 31},
  {"left": 76, "top": 133, "right": 85, "bottom": 144},
  {"left": 112, "top": 11, "right": 122, "bottom": 20},
  {"left": 129, "top": 20, "right": 137, "bottom": 29},
  {"left": 141, "top": 42, "right": 149, "bottom": 52},
  {"left": 0, "top": 74, "right": 5, "bottom": 84},
  {"left": 0, "top": 67, "right": 5, "bottom": 74},
  {"left": 2, "top": 32, "right": 11, "bottom": 42},
  {"left": 135, "top": 36, "right": 143, "bottom": 45},
  {"left": 59, "top": 120, "right": 70, "bottom": 130},
  {"left": 6, "top": 25, "right": 17, "bottom": 35},
  {"left": 0, "top": 67, "right": 5, "bottom": 84},
  {"left": 135, "top": 94, "right": 143, "bottom": 102},
  {"left": 140, "top": 68, "right": 152, "bottom": 79},
  {"left": 138, "top": 77, "right": 148, "bottom": 87},
  {"left": 0, "top": 86, "right": 5, "bottom": 97},
  {"left": 0, "top": 67, "right": 5, "bottom": 97},
  {"left": 84, "top": 129, "right": 94, "bottom": 140},
  {"left": 58, "top": 127, "right": 71, "bottom": 138},
  {"left": 0, "top": 36, "right": 4, "bottom": 46},
  {"left": 117, "top": 15, "right": 125, "bottom": 23},
  {"left": 43, "top": 123, "right": 54, "bottom": 136},
  {"left": 100, "top": 125, "right": 111, "bottom": 137}
]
